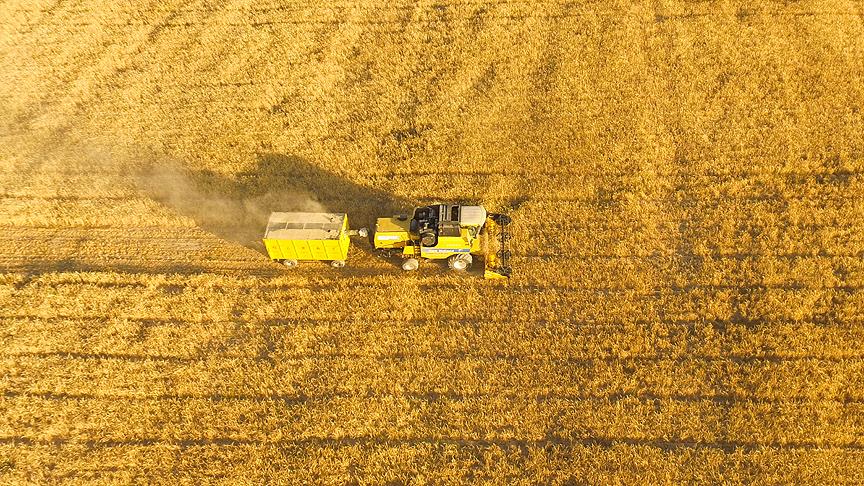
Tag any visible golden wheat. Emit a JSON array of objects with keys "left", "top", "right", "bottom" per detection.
[{"left": 2, "top": 0, "right": 864, "bottom": 483}]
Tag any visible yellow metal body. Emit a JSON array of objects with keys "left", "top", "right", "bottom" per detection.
[
  {"left": 373, "top": 217, "right": 411, "bottom": 249},
  {"left": 419, "top": 230, "right": 480, "bottom": 259},
  {"left": 374, "top": 217, "right": 481, "bottom": 259},
  {"left": 263, "top": 212, "right": 350, "bottom": 262},
  {"left": 484, "top": 269, "right": 509, "bottom": 279}
]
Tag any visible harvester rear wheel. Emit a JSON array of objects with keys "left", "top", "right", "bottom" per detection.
[
  {"left": 283, "top": 259, "right": 298, "bottom": 268},
  {"left": 401, "top": 258, "right": 419, "bottom": 271},
  {"left": 448, "top": 254, "right": 472, "bottom": 271},
  {"left": 330, "top": 260, "right": 346, "bottom": 268}
]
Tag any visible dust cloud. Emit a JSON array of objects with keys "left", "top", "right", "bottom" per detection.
[{"left": 136, "top": 164, "right": 325, "bottom": 249}]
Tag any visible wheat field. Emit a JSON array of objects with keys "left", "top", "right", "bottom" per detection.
[{"left": 1, "top": 0, "right": 864, "bottom": 483}]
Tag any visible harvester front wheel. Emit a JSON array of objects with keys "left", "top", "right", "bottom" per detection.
[
  {"left": 282, "top": 259, "right": 298, "bottom": 268},
  {"left": 401, "top": 258, "right": 419, "bottom": 271},
  {"left": 448, "top": 254, "right": 472, "bottom": 271},
  {"left": 330, "top": 260, "right": 346, "bottom": 268}
]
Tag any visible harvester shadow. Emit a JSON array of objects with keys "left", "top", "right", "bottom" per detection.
[
  {"left": 137, "top": 153, "right": 501, "bottom": 277},
  {"left": 240, "top": 153, "right": 417, "bottom": 239},
  {"left": 137, "top": 153, "right": 421, "bottom": 270}
]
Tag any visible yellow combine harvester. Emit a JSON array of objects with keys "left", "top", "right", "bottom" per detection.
[
  {"left": 373, "top": 204, "right": 512, "bottom": 279},
  {"left": 262, "top": 212, "right": 367, "bottom": 267},
  {"left": 262, "top": 205, "right": 511, "bottom": 278}
]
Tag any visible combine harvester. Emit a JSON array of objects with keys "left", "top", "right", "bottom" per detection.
[
  {"left": 373, "top": 203, "right": 512, "bottom": 279},
  {"left": 263, "top": 204, "right": 512, "bottom": 279}
]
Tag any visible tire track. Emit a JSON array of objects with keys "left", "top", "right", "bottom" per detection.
[{"left": 1, "top": 435, "right": 862, "bottom": 453}]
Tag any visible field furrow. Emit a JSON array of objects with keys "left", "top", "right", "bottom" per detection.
[
  {"left": 1, "top": 443, "right": 863, "bottom": 484},
  {"left": 2, "top": 394, "right": 863, "bottom": 448},
  {"left": 4, "top": 316, "right": 864, "bottom": 362},
  {"left": 3, "top": 355, "right": 863, "bottom": 401}
]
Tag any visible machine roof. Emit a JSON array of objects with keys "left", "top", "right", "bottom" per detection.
[{"left": 264, "top": 212, "right": 346, "bottom": 241}]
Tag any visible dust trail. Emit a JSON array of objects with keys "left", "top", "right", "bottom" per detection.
[{"left": 136, "top": 163, "right": 325, "bottom": 249}]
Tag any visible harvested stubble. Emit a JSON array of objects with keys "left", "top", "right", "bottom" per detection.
[{"left": 2, "top": 0, "right": 864, "bottom": 483}]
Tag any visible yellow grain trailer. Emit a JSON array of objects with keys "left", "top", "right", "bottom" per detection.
[{"left": 263, "top": 212, "right": 365, "bottom": 268}]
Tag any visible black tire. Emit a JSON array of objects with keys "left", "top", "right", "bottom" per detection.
[
  {"left": 448, "top": 254, "right": 472, "bottom": 271},
  {"left": 402, "top": 258, "right": 419, "bottom": 271}
]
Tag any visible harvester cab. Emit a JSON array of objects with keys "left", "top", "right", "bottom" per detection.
[{"left": 373, "top": 203, "right": 512, "bottom": 278}]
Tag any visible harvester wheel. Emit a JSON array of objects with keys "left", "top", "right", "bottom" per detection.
[
  {"left": 330, "top": 260, "right": 346, "bottom": 268},
  {"left": 283, "top": 259, "right": 298, "bottom": 268},
  {"left": 401, "top": 258, "right": 419, "bottom": 271},
  {"left": 448, "top": 254, "right": 472, "bottom": 271}
]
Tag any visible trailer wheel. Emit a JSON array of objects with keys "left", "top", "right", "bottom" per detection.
[
  {"left": 448, "top": 254, "right": 472, "bottom": 271},
  {"left": 401, "top": 258, "right": 419, "bottom": 271},
  {"left": 330, "top": 260, "right": 346, "bottom": 268},
  {"left": 283, "top": 259, "right": 298, "bottom": 268}
]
